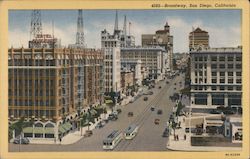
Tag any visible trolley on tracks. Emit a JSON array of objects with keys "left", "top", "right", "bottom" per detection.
[
  {"left": 103, "top": 130, "right": 123, "bottom": 150},
  {"left": 124, "top": 124, "right": 139, "bottom": 140}
]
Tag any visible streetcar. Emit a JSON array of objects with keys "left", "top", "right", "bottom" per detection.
[
  {"left": 103, "top": 130, "right": 123, "bottom": 150},
  {"left": 124, "top": 124, "right": 139, "bottom": 140}
]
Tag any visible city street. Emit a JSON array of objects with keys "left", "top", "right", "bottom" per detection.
[{"left": 9, "top": 73, "right": 185, "bottom": 152}]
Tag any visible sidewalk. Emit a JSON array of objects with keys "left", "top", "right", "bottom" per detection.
[
  {"left": 29, "top": 110, "right": 112, "bottom": 145},
  {"left": 166, "top": 116, "right": 242, "bottom": 151}
]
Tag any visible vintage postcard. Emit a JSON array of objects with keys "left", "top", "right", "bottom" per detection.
[{"left": 0, "top": 0, "right": 249, "bottom": 159}]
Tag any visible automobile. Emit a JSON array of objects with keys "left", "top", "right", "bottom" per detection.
[
  {"left": 223, "top": 110, "right": 235, "bottom": 115},
  {"left": 157, "top": 109, "right": 163, "bottom": 115},
  {"left": 150, "top": 106, "right": 155, "bottom": 111},
  {"left": 95, "top": 121, "right": 104, "bottom": 129},
  {"left": 117, "top": 109, "right": 122, "bottom": 114},
  {"left": 152, "top": 85, "right": 155, "bottom": 88},
  {"left": 84, "top": 130, "right": 93, "bottom": 137},
  {"left": 158, "top": 86, "right": 162, "bottom": 89},
  {"left": 13, "top": 137, "right": 29, "bottom": 144},
  {"left": 174, "top": 87, "right": 176, "bottom": 90},
  {"left": 210, "top": 109, "right": 221, "bottom": 114},
  {"left": 174, "top": 83, "right": 176, "bottom": 85},
  {"left": 154, "top": 119, "right": 160, "bottom": 125},
  {"left": 108, "top": 114, "right": 118, "bottom": 121},
  {"left": 148, "top": 91, "right": 153, "bottom": 95},
  {"left": 162, "top": 128, "right": 169, "bottom": 137},
  {"left": 103, "top": 119, "right": 109, "bottom": 123},
  {"left": 128, "top": 112, "right": 134, "bottom": 117},
  {"left": 143, "top": 97, "right": 148, "bottom": 101},
  {"left": 166, "top": 81, "right": 169, "bottom": 84},
  {"left": 112, "top": 110, "right": 118, "bottom": 116}
]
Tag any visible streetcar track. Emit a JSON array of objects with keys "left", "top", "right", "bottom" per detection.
[{"left": 116, "top": 76, "right": 181, "bottom": 151}]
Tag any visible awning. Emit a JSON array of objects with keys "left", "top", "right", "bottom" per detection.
[
  {"left": 23, "top": 127, "right": 33, "bottom": 133},
  {"left": 44, "top": 127, "right": 55, "bottom": 134},
  {"left": 105, "top": 100, "right": 113, "bottom": 104},
  {"left": 33, "top": 127, "right": 44, "bottom": 134},
  {"left": 59, "top": 122, "right": 72, "bottom": 134},
  {"left": 90, "top": 109, "right": 97, "bottom": 115}
]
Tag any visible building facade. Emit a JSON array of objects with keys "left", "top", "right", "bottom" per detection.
[
  {"left": 8, "top": 47, "right": 104, "bottom": 122},
  {"left": 189, "top": 27, "right": 209, "bottom": 51},
  {"left": 141, "top": 22, "right": 173, "bottom": 72},
  {"left": 121, "top": 46, "right": 165, "bottom": 80},
  {"left": 121, "top": 59, "right": 142, "bottom": 86},
  {"left": 190, "top": 47, "right": 242, "bottom": 108}
]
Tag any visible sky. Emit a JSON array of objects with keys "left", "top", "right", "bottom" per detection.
[{"left": 9, "top": 9, "right": 241, "bottom": 53}]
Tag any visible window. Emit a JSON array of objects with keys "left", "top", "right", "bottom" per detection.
[
  {"left": 212, "top": 78, "right": 217, "bottom": 83},
  {"left": 220, "top": 78, "right": 225, "bottom": 83},
  {"left": 228, "top": 86, "right": 233, "bottom": 90},
  {"left": 228, "top": 72, "right": 233, "bottom": 76},
  {"left": 195, "top": 78, "right": 198, "bottom": 83},
  {"left": 236, "top": 86, "right": 242, "bottom": 91},
  {"left": 212, "top": 94, "right": 224, "bottom": 105},
  {"left": 228, "top": 94, "right": 241, "bottom": 106},
  {"left": 228, "top": 78, "right": 234, "bottom": 83},
  {"left": 236, "top": 72, "right": 241, "bottom": 76},
  {"left": 228, "top": 64, "right": 233, "bottom": 69},
  {"left": 236, "top": 78, "right": 241, "bottom": 84},
  {"left": 219, "top": 64, "right": 225, "bottom": 69},
  {"left": 227, "top": 56, "right": 234, "bottom": 61},
  {"left": 220, "top": 86, "right": 225, "bottom": 90},
  {"left": 195, "top": 64, "right": 198, "bottom": 69},
  {"left": 199, "top": 71, "right": 203, "bottom": 76},
  {"left": 199, "top": 64, "right": 203, "bottom": 69},
  {"left": 204, "top": 57, "right": 207, "bottom": 61},
  {"left": 212, "top": 72, "right": 217, "bottom": 76},
  {"left": 220, "top": 72, "right": 225, "bottom": 76},
  {"left": 211, "top": 56, "right": 217, "bottom": 61},
  {"left": 211, "top": 86, "right": 217, "bottom": 90},
  {"left": 194, "top": 94, "right": 207, "bottom": 105},
  {"left": 219, "top": 56, "right": 225, "bottom": 61},
  {"left": 236, "top": 64, "right": 241, "bottom": 69},
  {"left": 236, "top": 56, "right": 242, "bottom": 61},
  {"left": 199, "top": 57, "right": 203, "bottom": 61},
  {"left": 211, "top": 64, "right": 217, "bottom": 69},
  {"left": 195, "top": 72, "right": 198, "bottom": 76}
]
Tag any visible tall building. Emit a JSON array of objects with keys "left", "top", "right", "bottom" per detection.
[
  {"left": 8, "top": 47, "right": 104, "bottom": 122},
  {"left": 189, "top": 27, "right": 209, "bottom": 51},
  {"left": 101, "top": 11, "right": 121, "bottom": 94},
  {"left": 121, "top": 46, "right": 165, "bottom": 80},
  {"left": 141, "top": 22, "right": 173, "bottom": 72},
  {"left": 190, "top": 46, "right": 242, "bottom": 108}
]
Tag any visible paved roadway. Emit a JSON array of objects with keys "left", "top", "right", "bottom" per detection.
[{"left": 9, "top": 73, "right": 185, "bottom": 152}]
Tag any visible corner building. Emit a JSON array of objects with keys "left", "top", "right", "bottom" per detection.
[
  {"left": 190, "top": 47, "right": 242, "bottom": 108},
  {"left": 8, "top": 47, "right": 104, "bottom": 121}
]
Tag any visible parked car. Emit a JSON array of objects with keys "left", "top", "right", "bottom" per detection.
[
  {"left": 154, "top": 119, "right": 160, "bottom": 125},
  {"left": 84, "top": 130, "right": 93, "bottom": 137},
  {"left": 210, "top": 109, "right": 221, "bottom": 114},
  {"left": 162, "top": 128, "right": 169, "bottom": 137},
  {"left": 158, "top": 86, "right": 162, "bottom": 89},
  {"left": 128, "top": 112, "right": 134, "bottom": 117},
  {"left": 143, "top": 97, "right": 148, "bottom": 101},
  {"left": 108, "top": 114, "right": 118, "bottom": 121},
  {"left": 117, "top": 109, "right": 122, "bottom": 114},
  {"left": 13, "top": 137, "right": 29, "bottom": 144},
  {"left": 223, "top": 110, "right": 235, "bottom": 115},
  {"left": 151, "top": 106, "right": 155, "bottom": 111},
  {"left": 95, "top": 122, "right": 104, "bottom": 129},
  {"left": 166, "top": 81, "right": 169, "bottom": 84},
  {"left": 157, "top": 109, "right": 163, "bottom": 115}
]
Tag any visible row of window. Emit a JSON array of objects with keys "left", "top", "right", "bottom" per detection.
[
  {"left": 194, "top": 56, "right": 241, "bottom": 62},
  {"left": 9, "top": 99, "right": 55, "bottom": 106},
  {"left": 194, "top": 78, "right": 242, "bottom": 84},
  {"left": 193, "top": 85, "right": 242, "bottom": 91},
  {"left": 194, "top": 94, "right": 241, "bottom": 105},
  {"left": 195, "top": 63, "right": 242, "bottom": 69}
]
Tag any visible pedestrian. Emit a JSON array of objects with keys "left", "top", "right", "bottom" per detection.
[
  {"left": 59, "top": 137, "right": 62, "bottom": 144},
  {"left": 184, "top": 134, "right": 186, "bottom": 140},
  {"left": 54, "top": 137, "right": 56, "bottom": 143},
  {"left": 174, "top": 135, "right": 176, "bottom": 141},
  {"left": 177, "top": 135, "right": 179, "bottom": 141}
]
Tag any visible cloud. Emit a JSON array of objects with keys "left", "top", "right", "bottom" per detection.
[{"left": 9, "top": 16, "right": 241, "bottom": 52}]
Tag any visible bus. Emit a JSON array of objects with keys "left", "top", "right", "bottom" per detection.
[
  {"left": 103, "top": 130, "right": 123, "bottom": 150},
  {"left": 124, "top": 124, "right": 139, "bottom": 140}
]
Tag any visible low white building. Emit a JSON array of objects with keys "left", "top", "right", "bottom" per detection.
[{"left": 121, "top": 59, "right": 142, "bottom": 85}]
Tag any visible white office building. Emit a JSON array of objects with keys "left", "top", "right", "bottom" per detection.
[{"left": 190, "top": 46, "right": 242, "bottom": 108}]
